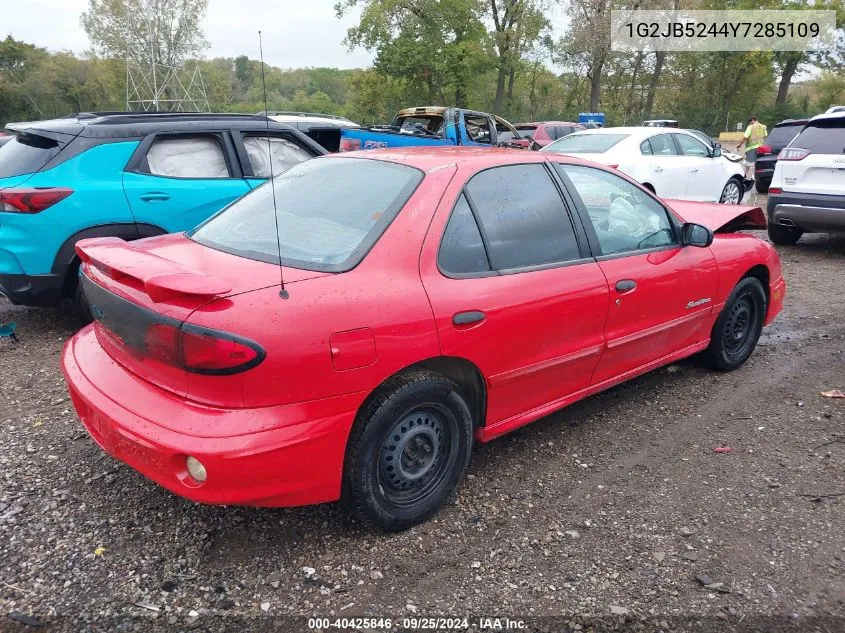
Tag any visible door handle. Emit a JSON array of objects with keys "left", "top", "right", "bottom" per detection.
[
  {"left": 140, "top": 192, "right": 171, "bottom": 202},
  {"left": 691, "top": 168, "right": 699, "bottom": 173},
  {"left": 452, "top": 310, "right": 486, "bottom": 326},
  {"left": 615, "top": 279, "right": 637, "bottom": 293},
  {"left": 654, "top": 167, "right": 663, "bottom": 173}
]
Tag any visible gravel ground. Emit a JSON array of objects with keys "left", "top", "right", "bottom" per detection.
[{"left": 2, "top": 219, "right": 844, "bottom": 632}]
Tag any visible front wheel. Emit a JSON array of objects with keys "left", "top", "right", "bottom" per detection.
[
  {"left": 699, "top": 277, "right": 767, "bottom": 371},
  {"left": 719, "top": 177, "right": 743, "bottom": 204},
  {"left": 342, "top": 372, "right": 474, "bottom": 531}
]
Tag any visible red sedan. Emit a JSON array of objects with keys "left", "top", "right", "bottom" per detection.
[{"left": 62, "top": 148, "right": 785, "bottom": 531}]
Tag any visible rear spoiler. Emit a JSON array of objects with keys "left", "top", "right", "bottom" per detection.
[{"left": 76, "top": 237, "right": 232, "bottom": 302}]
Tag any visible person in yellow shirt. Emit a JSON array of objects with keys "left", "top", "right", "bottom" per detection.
[{"left": 737, "top": 116, "right": 768, "bottom": 179}]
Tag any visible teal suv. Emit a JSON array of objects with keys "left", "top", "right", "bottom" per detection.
[{"left": 0, "top": 112, "right": 324, "bottom": 309}]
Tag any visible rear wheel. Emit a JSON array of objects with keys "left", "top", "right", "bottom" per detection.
[
  {"left": 70, "top": 282, "right": 93, "bottom": 327},
  {"left": 342, "top": 371, "right": 473, "bottom": 531},
  {"left": 755, "top": 179, "right": 770, "bottom": 194},
  {"left": 700, "top": 277, "right": 766, "bottom": 371},
  {"left": 719, "top": 177, "right": 743, "bottom": 204},
  {"left": 767, "top": 222, "right": 803, "bottom": 245}
]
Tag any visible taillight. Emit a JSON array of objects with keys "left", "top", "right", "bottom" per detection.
[
  {"left": 0, "top": 187, "right": 72, "bottom": 213},
  {"left": 180, "top": 326, "right": 263, "bottom": 375},
  {"left": 758, "top": 144, "right": 772, "bottom": 155},
  {"left": 339, "top": 138, "right": 361, "bottom": 152},
  {"left": 95, "top": 319, "right": 264, "bottom": 375},
  {"left": 777, "top": 147, "right": 810, "bottom": 161},
  {"left": 768, "top": 187, "right": 783, "bottom": 194}
]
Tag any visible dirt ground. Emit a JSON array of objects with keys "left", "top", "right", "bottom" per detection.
[{"left": 2, "top": 205, "right": 844, "bottom": 632}]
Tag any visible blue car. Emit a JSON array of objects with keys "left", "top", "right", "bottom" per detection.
[{"left": 0, "top": 112, "right": 324, "bottom": 312}]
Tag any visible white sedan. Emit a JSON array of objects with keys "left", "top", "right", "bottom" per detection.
[{"left": 541, "top": 127, "right": 748, "bottom": 204}]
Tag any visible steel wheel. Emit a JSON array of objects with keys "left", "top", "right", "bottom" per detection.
[
  {"left": 720, "top": 179, "right": 741, "bottom": 204},
  {"left": 722, "top": 291, "right": 758, "bottom": 361}
]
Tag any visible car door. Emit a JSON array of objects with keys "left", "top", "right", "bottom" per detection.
[
  {"left": 554, "top": 163, "right": 718, "bottom": 385},
  {"left": 232, "top": 130, "right": 316, "bottom": 189},
  {"left": 122, "top": 132, "right": 251, "bottom": 233},
  {"left": 673, "top": 133, "right": 724, "bottom": 201},
  {"left": 420, "top": 162, "right": 610, "bottom": 432},
  {"left": 640, "top": 133, "right": 688, "bottom": 198}
]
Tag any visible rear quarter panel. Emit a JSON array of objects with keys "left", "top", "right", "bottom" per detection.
[
  {"left": 0, "top": 141, "right": 138, "bottom": 275},
  {"left": 183, "top": 165, "right": 458, "bottom": 409}
]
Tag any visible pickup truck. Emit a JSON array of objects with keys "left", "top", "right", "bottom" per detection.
[{"left": 338, "top": 106, "right": 531, "bottom": 152}]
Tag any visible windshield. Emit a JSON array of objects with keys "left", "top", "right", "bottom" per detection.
[
  {"left": 191, "top": 157, "right": 423, "bottom": 272},
  {"left": 0, "top": 132, "right": 65, "bottom": 178},
  {"left": 542, "top": 133, "right": 629, "bottom": 154}
]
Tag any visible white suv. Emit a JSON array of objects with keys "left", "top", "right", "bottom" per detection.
[{"left": 767, "top": 112, "right": 845, "bottom": 245}]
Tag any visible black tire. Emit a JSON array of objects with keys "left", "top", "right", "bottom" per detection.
[
  {"left": 755, "top": 179, "right": 770, "bottom": 194},
  {"left": 342, "top": 371, "right": 474, "bottom": 531},
  {"left": 767, "top": 222, "right": 803, "bottom": 245},
  {"left": 700, "top": 277, "right": 767, "bottom": 371},
  {"left": 719, "top": 177, "right": 743, "bottom": 204},
  {"left": 70, "top": 279, "right": 93, "bottom": 328}
]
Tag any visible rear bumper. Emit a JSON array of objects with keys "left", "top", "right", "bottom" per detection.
[
  {"left": 768, "top": 192, "right": 845, "bottom": 233},
  {"left": 61, "top": 327, "right": 365, "bottom": 508},
  {"left": 0, "top": 272, "right": 64, "bottom": 306}
]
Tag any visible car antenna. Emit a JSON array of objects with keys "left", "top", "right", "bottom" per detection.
[{"left": 259, "top": 30, "right": 288, "bottom": 299}]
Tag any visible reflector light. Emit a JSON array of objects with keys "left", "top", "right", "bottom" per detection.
[{"left": 339, "top": 138, "right": 361, "bottom": 152}]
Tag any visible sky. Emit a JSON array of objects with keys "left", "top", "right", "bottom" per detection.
[{"left": 4, "top": 0, "right": 376, "bottom": 69}]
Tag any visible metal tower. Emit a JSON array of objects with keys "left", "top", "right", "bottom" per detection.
[{"left": 125, "top": 16, "right": 210, "bottom": 112}]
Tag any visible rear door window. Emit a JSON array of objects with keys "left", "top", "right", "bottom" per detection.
[
  {"left": 646, "top": 134, "right": 679, "bottom": 156},
  {"left": 465, "top": 163, "right": 581, "bottom": 270},
  {"left": 791, "top": 119, "right": 845, "bottom": 154},
  {"left": 241, "top": 135, "right": 313, "bottom": 178},
  {"left": 191, "top": 157, "right": 423, "bottom": 272},
  {"left": 0, "top": 133, "right": 66, "bottom": 178},
  {"left": 438, "top": 194, "right": 491, "bottom": 275},
  {"left": 142, "top": 136, "right": 231, "bottom": 178}
]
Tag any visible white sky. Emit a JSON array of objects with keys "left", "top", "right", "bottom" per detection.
[{"left": 4, "top": 0, "right": 376, "bottom": 69}]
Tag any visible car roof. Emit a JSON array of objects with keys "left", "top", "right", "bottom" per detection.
[
  {"left": 6, "top": 112, "right": 297, "bottom": 140},
  {"left": 518, "top": 121, "right": 582, "bottom": 127},
  {"left": 566, "top": 126, "right": 690, "bottom": 139},
  {"left": 323, "top": 145, "right": 595, "bottom": 173},
  {"left": 808, "top": 111, "right": 845, "bottom": 124}
]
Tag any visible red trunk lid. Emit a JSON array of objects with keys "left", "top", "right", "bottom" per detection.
[{"left": 77, "top": 233, "right": 328, "bottom": 401}]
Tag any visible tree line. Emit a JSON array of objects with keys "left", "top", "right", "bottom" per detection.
[{"left": 1, "top": 0, "right": 843, "bottom": 134}]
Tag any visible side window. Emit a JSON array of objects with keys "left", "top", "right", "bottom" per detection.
[
  {"left": 242, "top": 135, "right": 313, "bottom": 178},
  {"left": 438, "top": 194, "right": 491, "bottom": 275},
  {"left": 466, "top": 164, "right": 581, "bottom": 270},
  {"left": 647, "top": 134, "right": 678, "bottom": 156},
  {"left": 640, "top": 139, "right": 653, "bottom": 155},
  {"left": 464, "top": 115, "right": 492, "bottom": 145},
  {"left": 144, "top": 136, "right": 231, "bottom": 178},
  {"left": 557, "top": 164, "right": 676, "bottom": 256},
  {"left": 674, "top": 134, "right": 710, "bottom": 157}
]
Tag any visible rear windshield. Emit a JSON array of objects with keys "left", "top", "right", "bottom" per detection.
[
  {"left": 542, "top": 133, "right": 629, "bottom": 154},
  {"left": 394, "top": 115, "right": 445, "bottom": 137},
  {"left": 791, "top": 119, "right": 845, "bottom": 154},
  {"left": 191, "top": 157, "right": 423, "bottom": 272},
  {"left": 0, "top": 132, "right": 65, "bottom": 178},
  {"left": 766, "top": 123, "right": 805, "bottom": 149},
  {"left": 516, "top": 125, "right": 538, "bottom": 138}
]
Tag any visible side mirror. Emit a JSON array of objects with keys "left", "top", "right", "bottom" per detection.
[
  {"left": 713, "top": 141, "right": 722, "bottom": 149},
  {"left": 682, "top": 222, "right": 714, "bottom": 247},
  {"left": 711, "top": 147, "right": 722, "bottom": 158}
]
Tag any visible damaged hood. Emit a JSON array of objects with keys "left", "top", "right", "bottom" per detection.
[{"left": 665, "top": 199, "right": 766, "bottom": 233}]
